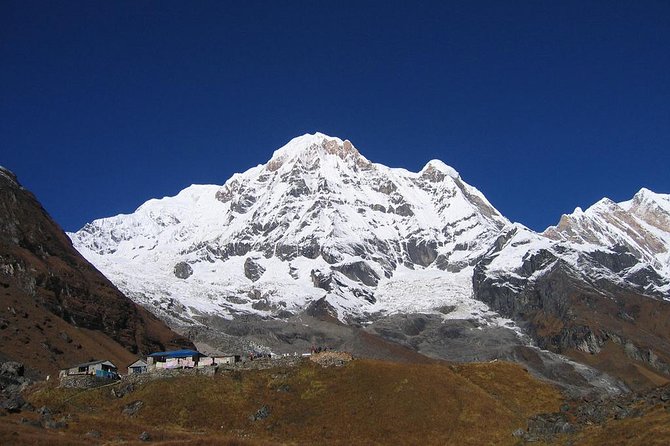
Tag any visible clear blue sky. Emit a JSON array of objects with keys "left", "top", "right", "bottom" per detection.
[{"left": 2, "top": 1, "right": 668, "bottom": 232}]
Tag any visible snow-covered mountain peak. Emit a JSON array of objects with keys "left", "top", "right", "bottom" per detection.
[
  {"left": 420, "top": 159, "right": 460, "bottom": 180},
  {"left": 621, "top": 188, "right": 670, "bottom": 211},
  {"left": 622, "top": 189, "right": 670, "bottom": 243},
  {"left": 587, "top": 197, "right": 618, "bottom": 212},
  {"left": 266, "top": 132, "right": 370, "bottom": 173},
  {"left": 634, "top": 187, "right": 655, "bottom": 199},
  {"left": 544, "top": 189, "right": 670, "bottom": 277},
  {"left": 69, "top": 133, "right": 515, "bottom": 324}
]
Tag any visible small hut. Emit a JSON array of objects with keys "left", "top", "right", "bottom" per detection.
[
  {"left": 213, "top": 354, "right": 241, "bottom": 365},
  {"left": 128, "top": 359, "right": 148, "bottom": 374},
  {"left": 59, "top": 360, "right": 118, "bottom": 379}
]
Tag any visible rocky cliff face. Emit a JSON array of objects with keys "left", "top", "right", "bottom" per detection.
[
  {"left": 0, "top": 167, "right": 192, "bottom": 375},
  {"left": 474, "top": 221, "right": 670, "bottom": 390}
]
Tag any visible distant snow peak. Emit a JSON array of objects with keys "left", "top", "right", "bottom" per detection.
[
  {"left": 634, "top": 187, "right": 654, "bottom": 200},
  {"left": 543, "top": 188, "right": 670, "bottom": 280}
]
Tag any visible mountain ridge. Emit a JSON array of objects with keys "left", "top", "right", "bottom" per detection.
[{"left": 67, "top": 132, "right": 670, "bottom": 390}]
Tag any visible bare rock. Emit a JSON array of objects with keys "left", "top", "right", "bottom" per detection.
[
  {"left": 244, "top": 257, "right": 266, "bottom": 282},
  {"left": 111, "top": 382, "right": 135, "bottom": 398},
  {"left": 309, "top": 351, "right": 353, "bottom": 367},
  {"left": 37, "top": 406, "right": 52, "bottom": 421},
  {"left": 405, "top": 238, "right": 437, "bottom": 266},
  {"left": 122, "top": 400, "right": 144, "bottom": 417},
  {"left": 58, "top": 331, "right": 72, "bottom": 343},
  {"left": 332, "top": 261, "right": 380, "bottom": 287},
  {"left": 310, "top": 269, "right": 333, "bottom": 291},
  {"left": 1, "top": 395, "right": 27, "bottom": 413},
  {"left": 0, "top": 361, "right": 24, "bottom": 378},
  {"left": 250, "top": 405, "right": 270, "bottom": 421},
  {"left": 173, "top": 262, "right": 193, "bottom": 279},
  {"left": 44, "top": 419, "right": 68, "bottom": 429},
  {"left": 20, "top": 417, "right": 43, "bottom": 428}
]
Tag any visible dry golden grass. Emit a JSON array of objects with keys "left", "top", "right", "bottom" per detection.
[
  {"left": 7, "top": 358, "right": 564, "bottom": 445},
  {"left": 574, "top": 405, "right": 670, "bottom": 446}
]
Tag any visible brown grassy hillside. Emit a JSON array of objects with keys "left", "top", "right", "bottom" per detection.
[
  {"left": 0, "top": 289, "right": 139, "bottom": 376},
  {"left": 2, "top": 359, "right": 562, "bottom": 445},
  {"left": 0, "top": 167, "right": 192, "bottom": 376}
]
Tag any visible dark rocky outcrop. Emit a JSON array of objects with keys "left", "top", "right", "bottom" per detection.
[
  {"left": 395, "top": 203, "right": 414, "bottom": 217},
  {"left": 586, "top": 247, "right": 638, "bottom": 273},
  {"left": 311, "top": 270, "right": 333, "bottom": 291},
  {"left": 404, "top": 239, "right": 438, "bottom": 267},
  {"left": 0, "top": 360, "right": 31, "bottom": 413},
  {"left": 122, "top": 400, "right": 144, "bottom": 417},
  {"left": 230, "top": 193, "right": 257, "bottom": 214},
  {"left": 515, "top": 382, "right": 670, "bottom": 442},
  {"left": 250, "top": 405, "right": 270, "bottom": 421},
  {"left": 332, "top": 261, "right": 380, "bottom": 287},
  {"left": 309, "top": 269, "right": 376, "bottom": 306},
  {"left": 173, "top": 262, "right": 193, "bottom": 279},
  {"left": 275, "top": 237, "right": 321, "bottom": 261},
  {"left": 244, "top": 257, "right": 266, "bottom": 282}
]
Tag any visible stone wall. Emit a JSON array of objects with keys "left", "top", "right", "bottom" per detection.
[
  {"left": 59, "top": 374, "right": 117, "bottom": 389},
  {"left": 133, "top": 356, "right": 302, "bottom": 381},
  {"left": 218, "top": 356, "right": 303, "bottom": 371}
]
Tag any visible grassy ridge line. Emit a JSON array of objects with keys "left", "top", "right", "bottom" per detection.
[{"left": 16, "top": 358, "right": 562, "bottom": 445}]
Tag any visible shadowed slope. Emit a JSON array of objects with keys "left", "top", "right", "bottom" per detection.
[{"left": 0, "top": 167, "right": 192, "bottom": 375}]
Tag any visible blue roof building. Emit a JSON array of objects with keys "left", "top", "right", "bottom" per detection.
[
  {"left": 146, "top": 349, "right": 204, "bottom": 369},
  {"left": 148, "top": 349, "right": 203, "bottom": 359}
]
